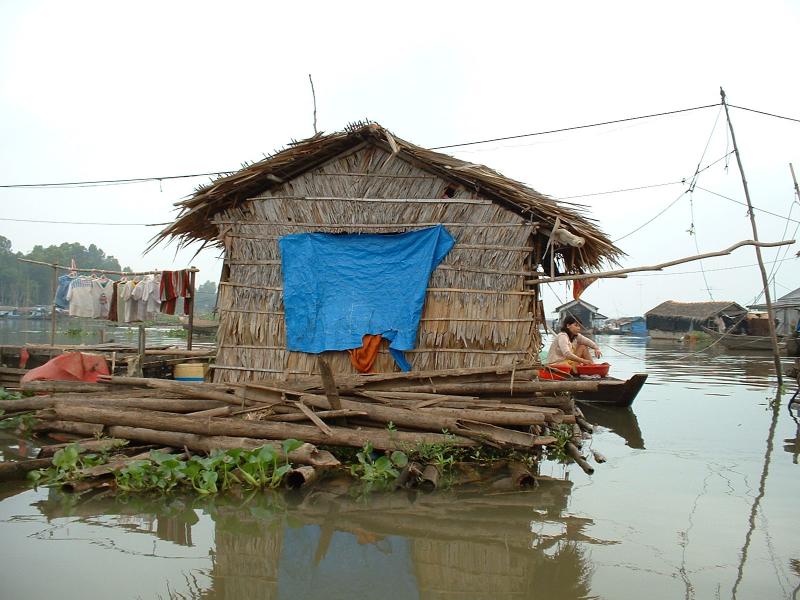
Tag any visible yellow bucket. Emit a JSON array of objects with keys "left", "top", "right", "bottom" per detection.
[{"left": 174, "top": 363, "right": 207, "bottom": 382}]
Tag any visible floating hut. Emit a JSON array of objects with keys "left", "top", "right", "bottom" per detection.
[
  {"left": 553, "top": 299, "right": 608, "bottom": 332},
  {"left": 750, "top": 286, "right": 800, "bottom": 337},
  {"left": 645, "top": 300, "right": 747, "bottom": 340},
  {"left": 154, "top": 122, "right": 622, "bottom": 383}
]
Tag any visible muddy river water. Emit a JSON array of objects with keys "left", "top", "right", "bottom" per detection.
[{"left": 0, "top": 335, "right": 798, "bottom": 599}]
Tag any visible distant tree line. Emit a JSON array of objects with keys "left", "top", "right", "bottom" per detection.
[
  {"left": 0, "top": 235, "right": 219, "bottom": 311},
  {"left": 194, "top": 280, "right": 218, "bottom": 315},
  {"left": 0, "top": 235, "right": 126, "bottom": 307}
]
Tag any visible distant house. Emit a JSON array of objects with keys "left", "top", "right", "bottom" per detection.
[
  {"left": 618, "top": 316, "right": 647, "bottom": 335},
  {"left": 749, "top": 287, "right": 800, "bottom": 337},
  {"left": 645, "top": 300, "right": 747, "bottom": 340},
  {"left": 554, "top": 299, "right": 608, "bottom": 331}
]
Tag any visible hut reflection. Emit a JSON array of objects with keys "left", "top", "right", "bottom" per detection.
[
  {"left": 203, "top": 476, "right": 612, "bottom": 600},
  {"left": 32, "top": 474, "right": 616, "bottom": 600}
]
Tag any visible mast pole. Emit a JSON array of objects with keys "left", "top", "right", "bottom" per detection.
[{"left": 720, "top": 88, "right": 783, "bottom": 385}]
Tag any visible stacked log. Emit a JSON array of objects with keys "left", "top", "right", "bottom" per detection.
[{"left": 0, "top": 364, "right": 604, "bottom": 483}]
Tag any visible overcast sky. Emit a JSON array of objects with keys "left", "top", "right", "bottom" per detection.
[{"left": 1, "top": 1, "right": 799, "bottom": 318}]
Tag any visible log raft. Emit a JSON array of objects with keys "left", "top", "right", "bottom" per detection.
[{"left": 2, "top": 365, "right": 607, "bottom": 484}]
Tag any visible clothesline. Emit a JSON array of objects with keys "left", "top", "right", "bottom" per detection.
[
  {"left": 16, "top": 257, "right": 199, "bottom": 351},
  {"left": 16, "top": 257, "right": 199, "bottom": 276}
]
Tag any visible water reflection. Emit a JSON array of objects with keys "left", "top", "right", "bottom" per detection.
[
  {"left": 25, "top": 476, "right": 615, "bottom": 600},
  {"left": 579, "top": 404, "right": 645, "bottom": 449},
  {"left": 1, "top": 335, "right": 798, "bottom": 598}
]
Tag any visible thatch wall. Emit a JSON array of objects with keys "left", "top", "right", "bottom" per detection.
[
  {"left": 214, "top": 146, "right": 537, "bottom": 383},
  {"left": 201, "top": 525, "right": 282, "bottom": 599}
]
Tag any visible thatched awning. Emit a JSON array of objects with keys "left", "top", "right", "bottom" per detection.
[
  {"left": 152, "top": 122, "right": 623, "bottom": 270},
  {"left": 645, "top": 300, "right": 747, "bottom": 320}
]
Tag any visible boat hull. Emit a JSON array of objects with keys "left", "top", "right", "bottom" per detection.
[
  {"left": 702, "top": 328, "right": 786, "bottom": 352},
  {"left": 574, "top": 373, "right": 648, "bottom": 407}
]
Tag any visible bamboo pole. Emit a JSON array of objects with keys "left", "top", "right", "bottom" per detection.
[
  {"left": 49, "top": 263, "right": 57, "bottom": 348},
  {"left": 40, "top": 405, "right": 479, "bottom": 450},
  {"left": 136, "top": 324, "right": 146, "bottom": 378},
  {"left": 721, "top": 87, "right": 783, "bottom": 385},
  {"left": 16, "top": 257, "right": 199, "bottom": 277},
  {"left": 187, "top": 266, "right": 196, "bottom": 351},
  {"left": 524, "top": 240, "right": 794, "bottom": 285}
]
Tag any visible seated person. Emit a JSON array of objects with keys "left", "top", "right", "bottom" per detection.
[{"left": 546, "top": 315, "right": 602, "bottom": 373}]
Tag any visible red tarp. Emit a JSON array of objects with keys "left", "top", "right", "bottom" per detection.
[{"left": 21, "top": 352, "right": 109, "bottom": 384}]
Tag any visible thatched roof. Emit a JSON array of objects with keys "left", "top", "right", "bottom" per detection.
[
  {"left": 646, "top": 300, "right": 747, "bottom": 320},
  {"left": 153, "top": 122, "right": 623, "bottom": 269}
]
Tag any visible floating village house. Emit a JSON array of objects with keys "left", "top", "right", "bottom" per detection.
[
  {"left": 553, "top": 299, "right": 607, "bottom": 331},
  {"left": 750, "top": 286, "right": 800, "bottom": 337},
  {"left": 617, "top": 316, "right": 647, "bottom": 335},
  {"left": 155, "top": 123, "right": 622, "bottom": 383},
  {"left": 645, "top": 300, "right": 747, "bottom": 340}
]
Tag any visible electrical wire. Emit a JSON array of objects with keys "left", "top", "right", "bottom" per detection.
[
  {"left": 554, "top": 180, "right": 684, "bottom": 200},
  {"left": 0, "top": 171, "right": 233, "bottom": 190},
  {"left": 611, "top": 152, "right": 736, "bottom": 243},
  {"left": 728, "top": 104, "right": 800, "bottom": 125},
  {"left": 0, "top": 104, "right": 721, "bottom": 190},
  {"left": 693, "top": 186, "right": 800, "bottom": 224},
  {"left": 612, "top": 190, "right": 689, "bottom": 243},
  {"left": 0, "top": 102, "right": 795, "bottom": 191},
  {"left": 686, "top": 107, "right": 725, "bottom": 301},
  {"left": 429, "top": 103, "right": 721, "bottom": 150},
  {"left": 0, "top": 217, "right": 168, "bottom": 226}
]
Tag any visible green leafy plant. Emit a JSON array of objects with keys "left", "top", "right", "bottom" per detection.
[
  {"left": 406, "top": 432, "right": 460, "bottom": 472},
  {"left": 349, "top": 442, "right": 408, "bottom": 483},
  {"left": 29, "top": 443, "right": 110, "bottom": 486},
  {"left": 0, "top": 410, "right": 36, "bottom": 433},
  {"left": 545, "top": 424, "right": 573, "bottom": 462},
  {"left": 114, "top": 440, "right": 305, "bottom": 495},
  {"left": 0, "top": 388, "right": 22, "bottom": 401}
]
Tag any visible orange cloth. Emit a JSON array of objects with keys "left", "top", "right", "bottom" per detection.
[
  {"left": 573, "top": 277, "right": 597, "bottom": 300},
  {"left": 19, "top": 348, "right": 30, "bottom": 369},
  {"left": 21, "top": 352, "right": 109, "bottom": 384},
  {"left": 348, "top": 334, "right": 383, "bottom": 373}
]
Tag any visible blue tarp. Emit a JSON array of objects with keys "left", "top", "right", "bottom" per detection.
[{"left": 279, "top": 225, "right": 454, "bottom": 370}]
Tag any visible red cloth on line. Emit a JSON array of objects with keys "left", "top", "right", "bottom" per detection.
[
  {"left": 19, "top": 348, "right": 30, "bottom": 369},
  {"left": 160, "top": 270, "right": 192, "bottom": 315},
  {"left": 573, "top": 277, "right": 598, "bottom": 300},
  {"left": 21, "top": 352, "right": 109, "bottom": 384},
  {"left": 348, "top": 334, "right": 383, "bottom": 373}
]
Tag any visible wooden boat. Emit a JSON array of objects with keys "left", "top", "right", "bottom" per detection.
[
  {"left": 573, "top": 373, "right": 648, "bottom": 407},
  {"left": 701, "top": 327, "right": 786, "bottom": 352},
  {"left": 181, "top": 318, "right": 218, "bottom": 336}
]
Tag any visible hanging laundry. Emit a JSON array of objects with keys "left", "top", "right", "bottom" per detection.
[
  {"left": 54, "top": 273, "right": 76, "bottom": 310},
  {"left": 121, "top": 279, "right": 140, "bottom": 322},
  {"left": 66, "top": 277, "right": 98, "bottom": 318},
  {"left": 107, "top": 281, "right": 119, "bottom": 323},
  {"left": 130, "top": 275, "right": 161, "bottom": 321},
  {"left": 159, "top": 270, "right": 192, "bottom": 315},
  {"left": 96, "top": 277, "right": 114, "bottom": 319}
]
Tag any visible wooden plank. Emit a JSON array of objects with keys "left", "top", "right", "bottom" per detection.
[{"left": 293, "top": 401, "right": 333, "bottom": 436}]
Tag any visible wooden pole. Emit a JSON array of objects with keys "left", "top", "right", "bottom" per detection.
[
  {"left": 524, "top": 239, "right": 793, "bottom": 285},
  {"left": 16, "top": 257, "right": 198, "bottom": 277},
  {"left": 137, "top": 324, "right": 146, "bottom": 378},
  {"left": 721, "top": 88, "right": 783, "bottom": 385},
  {"left": 187, "top": 267, "right": 196, "bottom": 351},
  {"left": 49, "top": 263, "right": 57, "bottom": 349}
]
